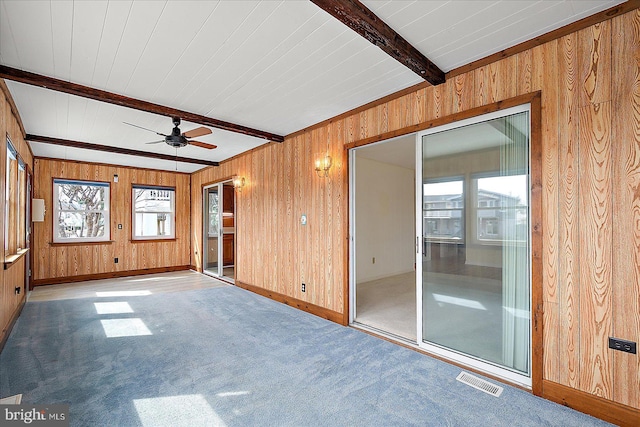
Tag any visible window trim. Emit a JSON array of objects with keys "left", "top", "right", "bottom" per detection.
[
  {"left": 131, "top": 184, "right": 176, "bottom": 241},
  {"left": 5, "top": 136, "right": 28, "bottom": 255},
  {"left": 52, "top": 178, "right": 111, "bottom": 243}
]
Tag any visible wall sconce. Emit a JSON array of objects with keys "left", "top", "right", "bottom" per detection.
[
  {"left": 315, "top": 154, "right": 332, "bottom": 178},
  {"left": 232, "top": 175, "right": 245, "bottom": 192}
]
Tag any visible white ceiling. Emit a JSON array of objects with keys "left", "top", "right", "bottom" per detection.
[{"left": 0, "top": 0, "right": 624, "bottom": 172}]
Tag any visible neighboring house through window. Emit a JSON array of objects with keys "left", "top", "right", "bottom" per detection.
[
  {"left": 132, "top": 185, "right": 175, "bottom": 240},
  {"left": 423, "top": 178, "right": 464, "bottom": 242}
]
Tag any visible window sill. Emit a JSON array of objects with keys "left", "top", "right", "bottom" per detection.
[
  {"left": 4, "top": 248, "right": 29, "bottom": 269},
  {"left": 49, "top": 240, "right": 115, "bottom": 247},
  {"left": 130, "top": 238, "right": 177, "bottom": 243}
]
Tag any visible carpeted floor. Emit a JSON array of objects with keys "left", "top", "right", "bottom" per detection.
[{"left": 1, "top": 283, "right": 610, "bottom": 426}]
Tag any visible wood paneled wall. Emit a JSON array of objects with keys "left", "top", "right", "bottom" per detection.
[
  {"left": 190, "top": 132, "right": 348, "bottom": 318},
  {"left": 191, "top": 8, "right": 640, "bottom": 413},
  {"left": 32, "top": 159, "right": 191, "bottom": 282},
  {"left": 0, "top": 80, "right": 32, "bottom": 346}
]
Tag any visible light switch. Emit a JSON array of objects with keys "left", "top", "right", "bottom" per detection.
[{"left": 301, "top": 214, "right": 307, "bottom": 225}]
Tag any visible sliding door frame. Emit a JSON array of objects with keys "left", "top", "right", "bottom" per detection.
[
  {"left": 416, "top": 103, "right": 533, "bottom": 388},
  {"left": 202, "top": 179, "right": 236, "bottom": 282},
  {"left": 346, "top": 92, "right": 542, "bottom": 395}
]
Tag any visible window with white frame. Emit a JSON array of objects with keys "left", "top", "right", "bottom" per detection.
[
  {"left": 53, "top": 179, "right": 110, "bottom": 242},
  {"left": 423, "top": 178, "right": 464, "bottom": 242},
  {"left": 132, "top": 185, "right": 175, "bottom": 239},
  {"left": 474, "top": 174, "right": 528, "bottom": 242}
]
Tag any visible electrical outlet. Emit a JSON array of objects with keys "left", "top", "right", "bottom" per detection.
[
  {"left": 609, "top": 337, "right": 637, "bottom": 354},
  {"left": 117, "top": 224, "right": 123, "bottom": 229},
  {"left": 14, "top": 287, "right": 20, "bottom": 295},
  {"left": 301, "top": 283, "right": 306, "bottom": 292},
  {"left": 114, "top": 258, "right": 118, "bottom": 264}
]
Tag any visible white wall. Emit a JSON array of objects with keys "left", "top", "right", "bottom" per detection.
[{"left": 355, "top": 156, "right": 415, "bottom": 283}]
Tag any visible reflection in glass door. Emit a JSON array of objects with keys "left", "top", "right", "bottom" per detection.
[
  {"left": 203, "top": 181, "right": 235, "bottom": 281},
  {"left": 417, "top": 105, "right": 531, "bottom": 386}
]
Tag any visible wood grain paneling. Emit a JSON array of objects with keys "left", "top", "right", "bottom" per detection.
[
  {"left": 0, "top": 83, "right": 30, "bottom": 349},
  {"left": 193, "top": 7, "right": 640, "bottom": 418},
  {"left": 541, "top": 39, "right": 560, "bottom": 383},
  {"left": 611, "top": 9, "right": 640, "bottom": 408},
  {"left": 543, "top": 380, "right": 640, "bottom": 427},
  {"left": 192, "top": 133, "right": 348, "bottom": 315},
  {"left": 579, "top": 21, "right": 612, "bottom": 106},
  {"left": 558, "top": 32, "right": 581, "bottom": 389},
  {"left": 32, "top": 159, "right": 190, "bottom": 282},
  {"left": 578, "top": 102, "right": 613, "bottom": 399}
]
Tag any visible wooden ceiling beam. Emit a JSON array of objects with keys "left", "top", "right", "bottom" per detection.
[
  {"left": 26, "top": 134, "right": 219, "bottom": 167},
  {"left": 1, "top": 65, "right": 284, "bottom": 143},
  {"left": 310, "top": 0, "right": 445, "bottom": 85}
]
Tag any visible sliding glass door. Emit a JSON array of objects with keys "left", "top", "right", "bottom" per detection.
[
  {"left": 203, "top": 181, "right": 235, "bottom": 281},
  {"left": 417, "top": 105, "right": 531, "bottom": 385}
]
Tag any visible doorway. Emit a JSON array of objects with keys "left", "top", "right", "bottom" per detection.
[
  {"left": 350, "top": 103, "right": 534, "bottom": 387},
  {"left": 350, "top": 135, "right": 417, "bottom": 341},
  {"left": 203, "top": 181, "right": 235, "bottom": 282}
]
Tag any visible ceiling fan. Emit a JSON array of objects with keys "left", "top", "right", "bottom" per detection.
[{"left": 124, "top": 117, "right": 217, "bottom": 149}]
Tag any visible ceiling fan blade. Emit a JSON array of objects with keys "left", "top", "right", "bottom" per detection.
[
  {"left": 145, "top": 140, "right": 165, "bottom": 145},
  {"left": 188, "top": 140, "right": 217, "bottom": 149},
  {"left": 123, "top": 122, "right": 166, "bottom": 136},
  {"left": 183, "top": 126, "right": 212, "bottom": 138}
]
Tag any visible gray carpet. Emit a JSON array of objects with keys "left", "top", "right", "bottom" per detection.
[{"left": 1, "top": 285, "right": 610, "bottom": 426}]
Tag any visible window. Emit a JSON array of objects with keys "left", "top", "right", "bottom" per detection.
[
  {"left": 54, "top": 179, "right": 110, "bottom": 242},
  {"left": 208, "top": 191, "right": 218, "bottom": 237},
  {"left": 18, "top": 158, "right": 26, "bottom": 249},
  {"left": 132, "top": 185, "right": 175, "bottom": 240},
  {"left": 5, "top": 138, "right": 27, "bottom": 253},
  {"left": 423, "top": 178, "right": 464, "bottom": 242},
  {"left": 474, "top": 175, "right": 528, "bottom": 242},
  {"left": 5, "top": 141, "right": 16, "bottom": 251}
]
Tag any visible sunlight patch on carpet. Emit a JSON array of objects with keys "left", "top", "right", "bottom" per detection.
[
  {"left": 0, "top": 394, "right": 22, "bottom": 404},
  {"left": 94, "top": 302, "right": 134, "bottom": 314},
  {"left": 134, "top": 394, "right": 226, "bottom": 427},
  {"left": 100, "top": 318, "right": 152, "bottom": 337}
]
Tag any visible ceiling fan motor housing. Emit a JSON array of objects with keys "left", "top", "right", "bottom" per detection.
[
  {"left": 165, "top": 134, "right": 188, "bottom": 147},
  {"left": 165, "top": 117, "right": 188, "bottom": 147}
]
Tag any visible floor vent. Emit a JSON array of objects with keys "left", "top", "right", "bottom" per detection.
[{"left": 456, "top": 372, "right": 503, "bottom": 397}]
